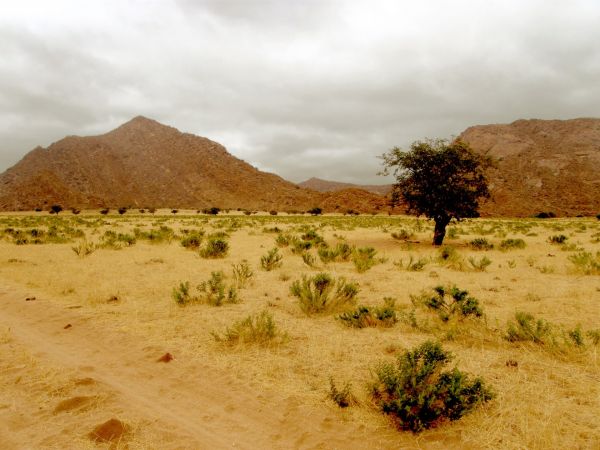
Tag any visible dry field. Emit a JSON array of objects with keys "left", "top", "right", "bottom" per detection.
[{"left": 0, "top": 211, "right": 599, "bottom": 449}]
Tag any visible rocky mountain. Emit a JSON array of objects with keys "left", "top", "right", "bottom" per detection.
[
  {"left": 0, "top": 117, "right": 387, "bottom": 213},
  {"left": 298, "top": 177, "right": 392, "bottom": 196},
  {"left": 459, "top": 118, "right": 600, "bottom": 217}
]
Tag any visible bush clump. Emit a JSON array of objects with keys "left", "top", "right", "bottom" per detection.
[
  {"left": 469, "top": 238, "right": 494, "bottom": 250},
  {"left": 499, "top": 238, "right": 526, "bottom": 251},
  {"left": 329, "top": 377, "right": 357, "bottom": 408},
  {"left": 197, "top": 271, "right": 239, "bottom": 305},
  {"left": 318, "top": 242, "right": 353, "bottom": 264},
  {"left": 173, "top": 272, "right": 239, "bottom": 306},
  {"left": 352, "top": 246, "right": 379, "bottom": 273},
  {"left": 212, "top": 310, "right": 286, "bottom": 346},
  {"left": 260, "top": 247, "right": 283, "bottom": 271},
  {"left": 338, "top": 298, "right": 397, "bottom": 328},
  {"left": 199, "top": 237, "right": 229, "bottom": 258},
  {"left": 231, "top": 260, "right": 254, "bottom": 289},
  {"left": 505, "top": 311, "right": 551, "bottom": 344},
  {"left": 370, "top": 341, "right": 494, "bottom": 432},
  {"left": 412, "top": 285, "right": 483, "bottom": 321},
  {"left": 548, "top": 234, "right": 568, "bottom": 245},
  {"left": 290, "top": 272, "right": 359, "bottom": 314},
  {"left": 180, "top": 231, "right": 204, "bottom": 250},
  {"left": 568, "top": 251, "right": 600, "bottom": 275}
]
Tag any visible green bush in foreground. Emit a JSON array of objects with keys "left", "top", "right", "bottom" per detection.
[
  {"left": 290, "top": 272, "right": 359, "bottom": 314},
  {"left": 370, "top": 341, "right": 494, "bottom": 432}
]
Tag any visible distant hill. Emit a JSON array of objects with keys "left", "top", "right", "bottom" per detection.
[
  {"left": 459, "top": 118, "right": 600, "bottom": 217},
  {"left": 302, "top": 118, "right": 600, "bottom": 217},
  {"left": 0, "top": 117, "right": 387, "bottom": 213},
  {"left": 298, "top": 177, "right": 392, "bottom": 196}
]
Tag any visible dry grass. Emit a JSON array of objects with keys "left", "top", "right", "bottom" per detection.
[{"left": 1, "top": 212, "right": 599, "bottom": 448}]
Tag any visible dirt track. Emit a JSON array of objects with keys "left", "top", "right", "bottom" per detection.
[{"left": 0, "top": 282, "right": 387, "bottom": 449}]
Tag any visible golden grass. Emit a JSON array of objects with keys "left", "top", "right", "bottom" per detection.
[{"left": 1, "top": 212, "right": 599, "bottom": 448}]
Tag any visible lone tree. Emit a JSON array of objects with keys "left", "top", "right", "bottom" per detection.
[
  {"left": 49, "top": 204, "right": 63, "bottom": 215},
  {"left": 381, "top": 139, "right": 491, "bottom": 245}
]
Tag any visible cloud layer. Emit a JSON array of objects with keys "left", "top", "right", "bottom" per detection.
[{"left": 1, "top": 0, "right": 599, "bottom": 183}]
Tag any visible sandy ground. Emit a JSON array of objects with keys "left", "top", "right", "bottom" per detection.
[
  {"left": 0, "top": 281, "right": 394, "bottom": 449},
  {"left": 1, "top": 213, "right": 599, "bottom": 449}
]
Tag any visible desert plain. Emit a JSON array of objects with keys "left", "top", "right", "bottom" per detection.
[{"left": 0, "top": 211, "right": 599, "bottom": 449}]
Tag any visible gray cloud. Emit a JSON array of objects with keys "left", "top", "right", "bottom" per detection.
[{"left": 1, "top": 0, "right": 599, "bottom": 183}]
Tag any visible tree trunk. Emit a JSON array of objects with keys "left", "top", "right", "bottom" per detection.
[{"left": 433, "top": 217, "right": 450, "bottom": 246}]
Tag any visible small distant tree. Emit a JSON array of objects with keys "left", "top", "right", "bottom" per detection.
[
  {"left": 308, "top": 207, "right": 322, "bottom": 216},
  {"left": 100, "top": 208, "right": 110, "bottom": 215},
  {"left": 381, "top": 139, "right": 491, "bottom": 245},
  {"left": 171, "top": 209, "right": 179, "bottom": 214},
  {"left": 118, "top": 207, "right": 128, "bottom": 215},
  {"left": 71, "top": 208, "right": 81, "bottom": 215},
  {"left": 203, "top": 207, "right": 220, "bottom": 215},
  {"left": 50, "top": 205, "right": 63, "bottom": 215}
]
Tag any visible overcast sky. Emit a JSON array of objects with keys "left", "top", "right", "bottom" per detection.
[{"left": 1, "top": 0, "right": 599, "bottom": 184}]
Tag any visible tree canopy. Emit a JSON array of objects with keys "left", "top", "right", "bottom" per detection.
[{"left": 381, "top": 139, "right": 491, "bottom": 245}]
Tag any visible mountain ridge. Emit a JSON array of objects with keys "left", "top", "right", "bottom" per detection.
[{"left": 0, "top": 117, "right": 387, "bottom": 213}]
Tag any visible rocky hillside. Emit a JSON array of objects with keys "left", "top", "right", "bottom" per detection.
[
  {"left": 0, "top": 117, "right": 385, "bottom": 213},
  {"left": 298, "top": 177, "right": 392, "bottom": 196},
  {"left": 460, "top": 118, "right": 600, "bottom": 217}
]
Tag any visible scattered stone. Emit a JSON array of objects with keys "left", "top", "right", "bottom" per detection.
[
  {"left": 157, "top": 352, "right": 174, "bottom": 363},
  {"left": 54, "top": 396, "right": 96, "bottom": 414},
  {"left": 25, "top": 296, "right": 36, "bottom": 301},
  {"left": 506, "top": 359, "right": 518, "bottom": 368},
  {"left": 88, "top": 418, "right": 130, "bottom": 444},
  {"left": 107, "top": 295, "right": 120, "bottom": 303},
  {"left": 64, "top": 324, "right": 72, "bottom": 329}
]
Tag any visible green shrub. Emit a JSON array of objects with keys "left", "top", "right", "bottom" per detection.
[
  {"left": 212, "top": 310, "right": 286, "bottom": 346},
  {"left": 275, "top": 233, "right": 292, "bottom": 247},
  {"left": 436, "top": 246, "right": 465, "bottom": 270},
  {"left": 370, "top": 341, "right": 494, "bottom": 432},
  {"left": 134, "top": 225, "right": 175, "bottom": 244},
  {"left": 548, "top": 234, "right": 568, "bottom": 244},
  {"left": 231, "top": 260, "right": 253, "bottom": 289},
  {"left": 100, "top": 231, "right": 136, "bottom": 249},
  {"left": 318, "top": 242, "right": 353, "bottom": 264},
  {"left": 180, "top": 231, "right": 204, "bottom": 250},
  {"left": 505, "top": 311, "right": 550, "bottom": 344},
  {"left": 412, "top": 286, "right": 483, "bottom": 321},
  {"left": 499, "top": 238, "right": 526, "bottom": 251},
  {"left": 260, "top": 248, "right": 283, "bottom": 271},
  {"left": 395, "top": 255, "right": 429, "bottom": 271},
  {"left": 469, "top": 238, "right": 493, "bottom": 250},
  {"left": 352, "top": 246, "right": 378, "bottom": 273},
  {"left": 172, "top": 281, "right": 193, "bottom": 305},
  {"left": 568, "top": 251, "right": 600, "bottom": 275},
  {"left": 567, "top": 325, "right": 584, "bottom": 347},
  {"left": 197, "top": 271, "right": 239, "bottom": 306},
  {"left": 301, "top": 251, "right": 316, "bottom": 267},
  {"left": 71, "top": 240, "right": 96, "bottom": 257},
  {"left": 290, "top": 272, "right": 359, "bottom": 314},
  {"left": 199, "top": 238, "right": 229, "bottom": 258},
  {"left": 338, "top": 298, "right": 397, "bottom": 328},
  {"left": 391, "top": 229, "right": 414, "bottom": 241},
  {"left": 467, "top": 256, "right": 492, "bottom": 272},
  {"left": 329, "top": 377, "right": 357, "bottom": 408}
]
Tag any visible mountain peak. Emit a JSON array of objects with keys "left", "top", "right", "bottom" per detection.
[{"left": 109, "top": 116, "right": 175, "bottom": 134}]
